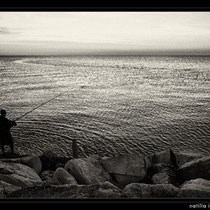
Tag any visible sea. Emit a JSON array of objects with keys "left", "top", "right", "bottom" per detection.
[{"left": 0, "top": 55, "right": 209, "bottom": 158}]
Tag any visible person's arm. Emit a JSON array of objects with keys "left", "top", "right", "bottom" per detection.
[
  {"left": 7, "top": 119, "right": 17, "bottom": 128},
  {"left": 11, "top": 121, "right": 17, "bottom": 126}
]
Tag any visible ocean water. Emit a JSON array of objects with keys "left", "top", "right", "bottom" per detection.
[{"left": 0, "top": 55, "right": 209, "bottom": 158}]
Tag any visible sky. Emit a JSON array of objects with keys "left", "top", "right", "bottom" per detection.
[{"left": 0, "top": 12, "right": 210, "bottom": 55}]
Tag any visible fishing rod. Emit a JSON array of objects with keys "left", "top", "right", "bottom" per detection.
[
  {"left": 13, "top": 91, "right": 79, "bottom": 157},
  {"left": 15, "top": 93, "right": 62, "bottom": 121}
]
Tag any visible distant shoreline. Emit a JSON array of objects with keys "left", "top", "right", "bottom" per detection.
[{"left": 1, "top": 54, "right": 210, "bottom": 57}]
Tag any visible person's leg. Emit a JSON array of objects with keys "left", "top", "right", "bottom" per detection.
[
  {"left": 9, "top": 136, "right": 14, "bottom": 154},
  {"left": 1, "top": 144, "right": 5, "bottom": 154}
]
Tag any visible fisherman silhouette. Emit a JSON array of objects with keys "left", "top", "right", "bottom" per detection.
[{"left": 0, "top": 109, "right": 16, "bottom": 154}]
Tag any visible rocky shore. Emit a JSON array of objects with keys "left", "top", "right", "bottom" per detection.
[{"left": 0, "top": 149, "right": 210, "bottom": 199}]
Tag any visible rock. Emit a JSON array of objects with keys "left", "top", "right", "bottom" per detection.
[
  {"left": 174, "top": 151, "right": 204, "bottom": 168},
  {"left": 64, "top": 156, "right": 111, "bottom": 185},
  {"left": 56, "top": 157, "right": 70, "bottom": 167},
  {"left": 145, "top": 149, "right": 173, "bottom": 166},
  {"left": 0, "top": 155, "right": 42, "bottom": 174},
  {"left": 152, "top": 173, "right": 172, "bottom": 184},
  {"left": 52, "top": 168, "right": 77, "bottom": 185},
  {"left": 178, "top": 178, "right": 210, "bottom": 198},
  {"left": 94, "top": 187, "right": 121, "bottom": 198},
  {"left": 100, "top": 154, "right": 146, "bottom": 187},
  {"left": 8, "top": 182, "right": 122, "bottom": 198},
  {"left": 112, "top": 174, "right": 145, "bottom": 187},
  {"left": 40, "top": 170, "right": 54, "bottom": 181},
  {"left": 148, "top": 163, "right": 179, "bottom": 186},
  {"left": 100, "top": 154, "right": 145, "bottom": 177},
  {"left": 122, "top": 183, "right": 179, "bottom": 198},
  {"left": 177, "top": 156, "right": 210, "bottom": 183},
  {"left": 40, "top": 170, "right": 57, "bottom": 185},
  {"left": 0, "top": 162, "right": 42, "bottom": 187},
  {"left": 101, "top": 181, "right": 121, "bottom": 191},
  {"left": 0, "top": 180, "right": 21, "bottom": 197},
  {"left": 92, "top": 181, "right": 122, "bottom": 198},
  {"left": 148, "top": 163, "right": 173, "bottom": 174},
  {"left": 55, "top": 162, "right": 65, "bottom": 169}
]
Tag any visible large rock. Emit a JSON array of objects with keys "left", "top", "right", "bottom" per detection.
[
  {"left": 152, "top": 173, "right": 172, "bottom": 184},
  {"left": 148, "top": 163, "right": 173, "bottom": 174},
  {"left": 174, "top": 151, "right": 204, "bottom": 168},
  {"left": 0, "top": 162, "right": 42, "bottom": 187},
  {"left": 52, "top": 167, "right": 77, "bottom": 185},
  {"left": 122, "top": 183, "right": 179, "bottom": 198},
  {"left": 8, "top": 181, "right": 122, "bottom": 198},
  {"left": 147, "top": 163, "right": 178, "bottom": 186},
  {"left": 100, "top": 154, "right": 146, "bottom": 187},
  {"left": 0, "top": 155, "right": 42, "bottom": 174},
  {"left": 145, "top": 149, "right": 173, "bottom": 166},
  {"left": 178, "top": 178, "right": 210, "bottom": 198},
  {"left": 40, "top": 170, "right": 54, "bottom": 181},
  {"left": 93, "top": 181, "right": 122, "bottom": 198},
  {"left": 0, "top": 180, "right": 21, "bottom": 198},
  {"left": 177, "top": 156, "right": 210, "bottom": 183},
  {"left": 64, "top": 156, "right": 111, "bottom": 185}
]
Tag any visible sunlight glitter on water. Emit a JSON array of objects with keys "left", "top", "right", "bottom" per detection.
[{"left": 0, "top": 56, "right": 210, "bottom": 157}]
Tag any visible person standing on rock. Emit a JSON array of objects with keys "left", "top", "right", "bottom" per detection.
[{"left": 0, "top": 109, "right": 16, "bottom": 154}]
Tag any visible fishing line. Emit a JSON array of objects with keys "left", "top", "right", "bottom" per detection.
[{"left": 15, "top": 93, "right": 62, "bottom": 121}]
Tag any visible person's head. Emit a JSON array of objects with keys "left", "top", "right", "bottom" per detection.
[{"left": 0, "top": 109, "right": 6, "bottom": 118}]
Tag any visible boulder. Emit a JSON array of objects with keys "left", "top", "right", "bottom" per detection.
[
  {"left": 147, "top": 163, "right": 173, "bottom": 174},
  {"left": 64, "top": 156, "right": 111, "bottom": 185},
  {"left": 40, "top": 170, "right": 54, "bottom": 181},
  {"left": 100, "top": 154, "right": 146, "bottom": 187},
  {"left": 152, "top": 173, "right": 172, "bottom": 184},
  {"left": 0, "top": 155, "right": 42, "bottom": 174},
  {"left": 122, "top": 183, "right": 179, "bottom": 198},
  {"left": 94, "top": 187, "right": 121, "bottom": 198},
  {"left": 111, "top": 174, "right": 144, "bottom": 187},
  {"left": 8, "top": 182, "right": 122, "bottom": 198},
  {"left": 174, "top": 151, "right": 204, "bottom": 168},
  {"left": 92, "top": 181, "right": 122, "bottom": 198},
  {"left": 100, "top": 181, "right": 121, "bottom": 191},
  {"left": 0, "top": 162, "right": 42, "bottom": 187},
  {"left": 178, "top": 178, "right": 210, "bottom": 198},
  {"left": 177, "top": 156, "right": 210, "bottom": 183},
  {"left": 52, "top": 167, "right": 77, "bottom": 185},
  {"left": 145, "top": 149, "right": 173, "bottom": 166},
  {"left": 0, "top": 180, "right": 21, "bottom": 198},
  {"left": 148, "top": 163, "right": 178, "bottom": 186}
]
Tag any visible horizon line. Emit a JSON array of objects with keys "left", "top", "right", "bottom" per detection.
[{"left": 1, "top": 54, "right": 210, "bottom": 57}]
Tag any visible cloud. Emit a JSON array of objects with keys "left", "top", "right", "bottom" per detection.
[
  {"left": 0, "top": 26, "right": 12, "bottom": 34},
  {"left": 0, "top": 12, "right": 210, "bottom": 55},
  {"left": 0, "top": 26, "right": 20, "bottom": 35}
]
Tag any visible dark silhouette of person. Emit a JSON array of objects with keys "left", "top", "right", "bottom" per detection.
[{"left": 0, "top": 109, "right": 16, "bottom": 154}]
